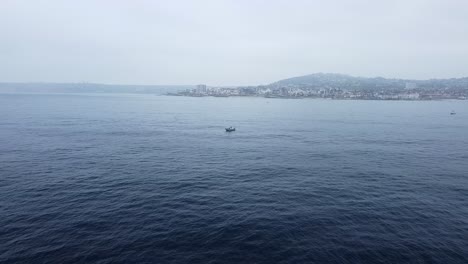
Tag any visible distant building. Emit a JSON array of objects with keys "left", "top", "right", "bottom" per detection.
[
  {"left": 196, "top": 84, "right": 207, "bottom": 93},
  {"left": 400, "top": 93, "right": 420, "bottom": 100}
]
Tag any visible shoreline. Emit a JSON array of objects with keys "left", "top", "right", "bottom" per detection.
[{"left": 165, "top": 94, "right": 467, "bottom": 101}]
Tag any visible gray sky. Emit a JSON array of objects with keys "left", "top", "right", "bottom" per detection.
[{"left": 1, "top": 0, "right": 468, "bottom": 86}]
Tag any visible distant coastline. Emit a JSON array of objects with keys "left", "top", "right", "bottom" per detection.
[
  {"left": 0, "top": 83, "right": 190, "bottom": 95},
  {"left": 2, "top": 73, "right": 468, "bottom": 100},
  {"left": 169, "top": 73, "right": 468, "bottom": 101}
]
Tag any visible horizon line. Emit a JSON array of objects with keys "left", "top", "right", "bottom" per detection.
[{"left": 1, "top": 72, "right": 468, "bottom": 87}]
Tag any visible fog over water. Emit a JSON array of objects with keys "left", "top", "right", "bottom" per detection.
[
  {"left": 1, "top": 2, "right": 468, "bottom": 263},
  {"left": 1, "top": 0, "right": 468, "bottom": 85}
]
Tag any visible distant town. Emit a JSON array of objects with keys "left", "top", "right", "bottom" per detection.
[
  {"left": 170, "top": 73, "right": 468, "bottom": 100},
  {"left": 1, "top": 73, "right": 467, "bottom": 100}
]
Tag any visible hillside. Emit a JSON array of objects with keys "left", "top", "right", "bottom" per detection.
[{"left": 271, "top": 73, "right": 468, "bottom": 90}]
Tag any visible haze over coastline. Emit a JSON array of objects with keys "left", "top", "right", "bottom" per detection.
[
  {"left": 2, "top": 1, "right": 468, "bottom": 263},
  {"left": 2, "top": 73, "right": 467, "bottom": 99}
]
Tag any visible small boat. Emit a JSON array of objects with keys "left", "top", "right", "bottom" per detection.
[
  {"left": 450, "top": 111, "right": 456, "bottom": 115},
  {"left": 225, "top": 127, "right": 236, "bottom": 132}
]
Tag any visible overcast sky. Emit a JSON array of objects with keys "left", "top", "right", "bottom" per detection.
[{"left": 1, "top": 0, "right": 468, "bottom": 85}]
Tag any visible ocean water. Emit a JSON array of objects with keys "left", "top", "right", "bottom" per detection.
[{"left": 1, "top": 93, "right": 467, "bottom": 264}]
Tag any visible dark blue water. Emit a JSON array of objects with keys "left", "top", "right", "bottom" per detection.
[{"left": 1, "top": 93, "right": 468, "bottom": 263}]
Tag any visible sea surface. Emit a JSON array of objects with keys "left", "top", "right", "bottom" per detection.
[{"left": 1, "top": 93, "right": 467, "bottom": 264}]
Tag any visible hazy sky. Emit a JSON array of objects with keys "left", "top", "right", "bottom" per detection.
[{"left": 1, "top": 0, "right": 468, "bottom": 85}]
